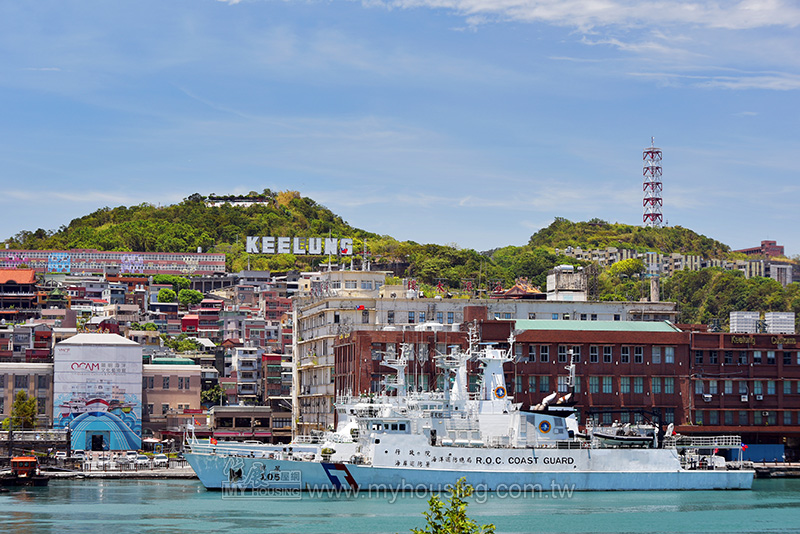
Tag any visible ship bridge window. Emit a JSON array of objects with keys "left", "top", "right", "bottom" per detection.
[{"left": 371, "top": 423, "right": 383, "bottom": 431}]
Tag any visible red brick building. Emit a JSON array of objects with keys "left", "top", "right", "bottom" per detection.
[{"left": 333, "top": 315, "right": 800, "bottom": 460}]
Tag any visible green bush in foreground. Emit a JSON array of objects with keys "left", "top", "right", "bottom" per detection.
[{"left": 411, "top": 478, "right": 495, "bottom": 534}]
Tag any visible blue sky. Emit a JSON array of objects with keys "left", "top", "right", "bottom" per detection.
[{"left": 1, "top": 1, "right": 799, "bottom": 256}]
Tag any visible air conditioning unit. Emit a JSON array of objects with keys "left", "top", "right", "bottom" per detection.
[
  {"left": 756, "top": 395, "right": 764, "bottom": 401},
  {"left": 740, "top": 395, "right": 748, "bottom": 402},
  {"left": 703, "top": 394, "right": 712, "bottom": 402},
  {"left": 762, "top": 411, "right": 769, "bottom": 417}
]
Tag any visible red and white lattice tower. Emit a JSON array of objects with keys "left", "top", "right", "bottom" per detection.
[{"left": 642, "top": 137, "right": 663, "bottom": 227}]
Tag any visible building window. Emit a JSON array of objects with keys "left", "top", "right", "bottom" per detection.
[
  {"left": 528, "top": 345, "right": 536, "bottom": 362},
  {"left": 784, "top": 352, "right": 791, "bottom": 365},
  {"left": 333, "top": 311, "right": 340, "bottom": 324},
  {"left": 695, "top": 411, "right": 704, "bottom": 425},
  {"left": 571, "top": 346, "right": 581, "bottom": 363},
  {"left": 767, "top": 380, "right": 776, "bottom": 395},
  {"left": 664, "top": 347, "right": 675, "bottom": 364},
  {"left": 14, "top": 375, "right": 28, "bottom": 389},
  {"left": 528, "top": 312, "right": 536, "bottom": 319},
  {"left": 361, "top": 281, "right": 372, "bottom": 290},
  {"left": 539, "top": 346, "right": 549, "bottom": 363},
  {"left": 725, "top": 411, "right": 734, "bottom": 425},
  {"left": 754, "top": 381, "right": 763, "bottom": 395},
  {"left": 709, "top": 380, "right": 718, "bottom": 394},
  {"left": 634, "top": 347, "right": 643, "bottom": 364},
  {"left": 754, "top": 411, "right": 762, "bottom": 425},
  {"left": 695, "top": 380, "right": 704, "bottom": 394},
  {"left": 436, "top": 312, "right": 443, "bottom": 324},
  {"left": 344, "top": 280, "right": 357, "bottom": 289},
  {"left": 147, "top": 404, "right": 154, "bottom": 415},
  {"left": 634, "top": 377, "right": 643, "bottom": 394},
  {"left": 142, "top": 377, "right": 148, "bottom": 389},
  {"left": 784, "top": 381, "right": 792, "bottom": 395},
  {"left": 580, "top": 314, "right": 587, "bottom": 321},
  {"left": 447, "top": 312, "right": 454, "bottom": 324},
  {"left": 558, "top": 345, "right": 568, "bottom": 363},
  {"left": 515, "top": 376, "right": 523, "bottom": 394},
  {"left": 589, "top": 346, "right": 599, "bottom": 363},
  {"left": 709, "top": 411, "right": 719, "bottom": 425},
  {"left": 528, "top": 376, "right": 536, "bottom": 393},
  {"left": 621, "top": 377, "right": 630, "bottom": 394},
  {"left": 651, "top": 347, "right": 661, "bottom": 364},
  {"left": 602, "top": 376, "right": 612, "bottom": 394},
  {"left": 767, "top": 351, "right": 776, "bottom": 365},
  {"left": 163, "top": 376, "right": 170, "bottom": 389},
  {"left": 539, "top": 376, "right": 549, "bottom": 392},
  {"left": 739, "top": 411, "right": 749, "bottom": 425},
  {"left": 664, "top": 377, "right": 674, "bottom": 394},
  {"left": 161, "top": 404, "right": 170, "bottom": 415},
  {"left": 739, "top": 352, "right": 748, "bottom": 365},
  {"left": 652, "top": 377, "right": 661, "bottom": 394},
  {"left": 589, "top": 376, "right": 599, "bottom": 393},
  {"left": 621, "top": 347, "right": 630, "bottom": 364},
  {"left": 695, "top": 350, "right": 703, "bottom": 364},
  {"left": 753, "top": 351, "right": 762, "bottom": 364},
  {"left": 387, "top": 311, "right": 395, "bottom": 324},
  {"left": 603, "top": 346, "right": 612, "bottom": 363},
  {"left": 725, "top": 380, "right": 733, "bottom": 395},
  {"left": 664, "top": 408, "right": 675, "bottom": 424},
  {"left": 551, "top": 313, "right": 559, "bottom": 320},
  {"left": 725, "top": 351, "right": 734, "bottom": 364},
  {"left": 739, "top": 381, "right": 748, "bottom": 395},
  {"left": 408, "top": 312, "right": 415, "bottom": 324},
  {"left": 418, "top": 311, "right": 425, "bottom": 323},
  {"left": 362, "top": 310, "right": 370, "bottom": 324},
  {"left": 558, "top": 376, "right": 569, "bottom": 393},
  {"left": 148, "top": 376, "right": 154, "bottom": 389},
  {"left": 590, "top": 314, "right": 597, "bottom": 321},
  {"left": 709, "top": 351, "right": 718, "bottom": 364},
  {"left": 613, "top": 314, "right": 621, "bottom": 321},
  {"left": 574, "top": 376, "right": 581, "bottom": 393},
  {"left": 37, "top": 397, "right": 47, "bottom": 415},
  {"left": 37, "top": 375, "right": 48, "bottom": 389}
]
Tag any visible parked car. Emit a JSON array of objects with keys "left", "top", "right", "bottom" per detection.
[
  {"left": 153, "top": 454, "right": 169, "bottom": 468},
  {"left": 135, "top": 454, "right": 150, "bottom": 468},
  {"left": 54, "top": 451, "right": 67, "bottom": 461},
  {"left": 117, "top": 451, "right": 138, "bottom": 466},
  {"left": 72, "top": 450, "right": 85, "bottom": 461}
]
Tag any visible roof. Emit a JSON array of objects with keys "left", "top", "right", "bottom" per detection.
[
  {"left": 0, "top": 269, "right": 36, "bottom": 285},
  {"left": 514, "top": 320, "right": 682, "bottom": 333},
  {"left": 57, "top": 333, "right": 140, "bottom": 346}
]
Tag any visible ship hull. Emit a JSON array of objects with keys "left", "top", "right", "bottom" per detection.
[{"left": 186, "top": 449, "right": 754, "bottom": 492}]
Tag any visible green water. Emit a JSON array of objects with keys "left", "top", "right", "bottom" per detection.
[{"left": 1, "top": 479, "right": 799, "bottom": 534}]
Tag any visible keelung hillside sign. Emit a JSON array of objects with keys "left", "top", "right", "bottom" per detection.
[{"left": 246, "top": 236, "right": 354, "bottom": 255}]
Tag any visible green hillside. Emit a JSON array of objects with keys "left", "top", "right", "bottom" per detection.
[
  {"left": 4, "top": 194, "right": 798, "bottom": 330},
  {"left": 528, "top": 217, "right": 731, "bottom": 258}
]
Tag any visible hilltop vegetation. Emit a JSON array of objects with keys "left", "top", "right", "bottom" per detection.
[
  {"left": 528, "top": 217, "right": 731, "bottom": 258},
  {"left": 4, "top": 194, "right": 798, "bottom": 330}
]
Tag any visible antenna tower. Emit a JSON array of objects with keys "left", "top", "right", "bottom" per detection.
[{"left": 642, "top": 137, "right": 663, "bottom": 227}]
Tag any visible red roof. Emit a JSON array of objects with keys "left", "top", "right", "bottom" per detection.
[{"left": 0, "top": 269, "right": 35, "bottom": 285}]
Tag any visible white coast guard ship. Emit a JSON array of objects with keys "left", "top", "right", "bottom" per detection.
[{"left": 185, "top": 333, "right": 754, "bottom": 492}]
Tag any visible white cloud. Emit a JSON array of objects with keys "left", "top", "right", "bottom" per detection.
[{"left": 372, "top": 0, "right": 800, "bottom": 30}]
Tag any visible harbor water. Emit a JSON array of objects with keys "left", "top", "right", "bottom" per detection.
[{"left": 2, "top": 478, "right": 799, "bottom": 534}]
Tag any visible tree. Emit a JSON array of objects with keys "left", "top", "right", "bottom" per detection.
[
  {"left": 178, "top": 289, "right": 204, "bottom": 307},
  {"left": 201, "top": 384, "right": 224, "bottom": 406},
  {"left": 6, "top": 390, "right": 38, "bottom": 430},
  {"left": 157, "top": 288, "right": 177, "bottom": 303},
  {"left": 411, "top": 478, "right": 495, "bottom": 534}
]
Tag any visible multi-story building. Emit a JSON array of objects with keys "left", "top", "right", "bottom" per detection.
[
  {"left": 0, "top": 362, "right": 53, "bottom": 427},
  {"left": 0, "top": 248, "right": 225, "bottom": 276},
  {"left": 142, "top": 362, "right": 202, "bottom": 436},
  {"left": 735, "top": 240, "right": 785, "bottom": 258},
  {"left": 334, "top": 316, "right": 800, "bottom": 461},
  {"left": 294, "top": 268, "right": 678, "bottom": 433},
  {"left": 0, "top": 269, "right": 38, "bottom": 322}
]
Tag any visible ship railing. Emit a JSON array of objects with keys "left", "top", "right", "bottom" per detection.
[{"left": 664, "top": 435, "right": 742, "bottom": 449}]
